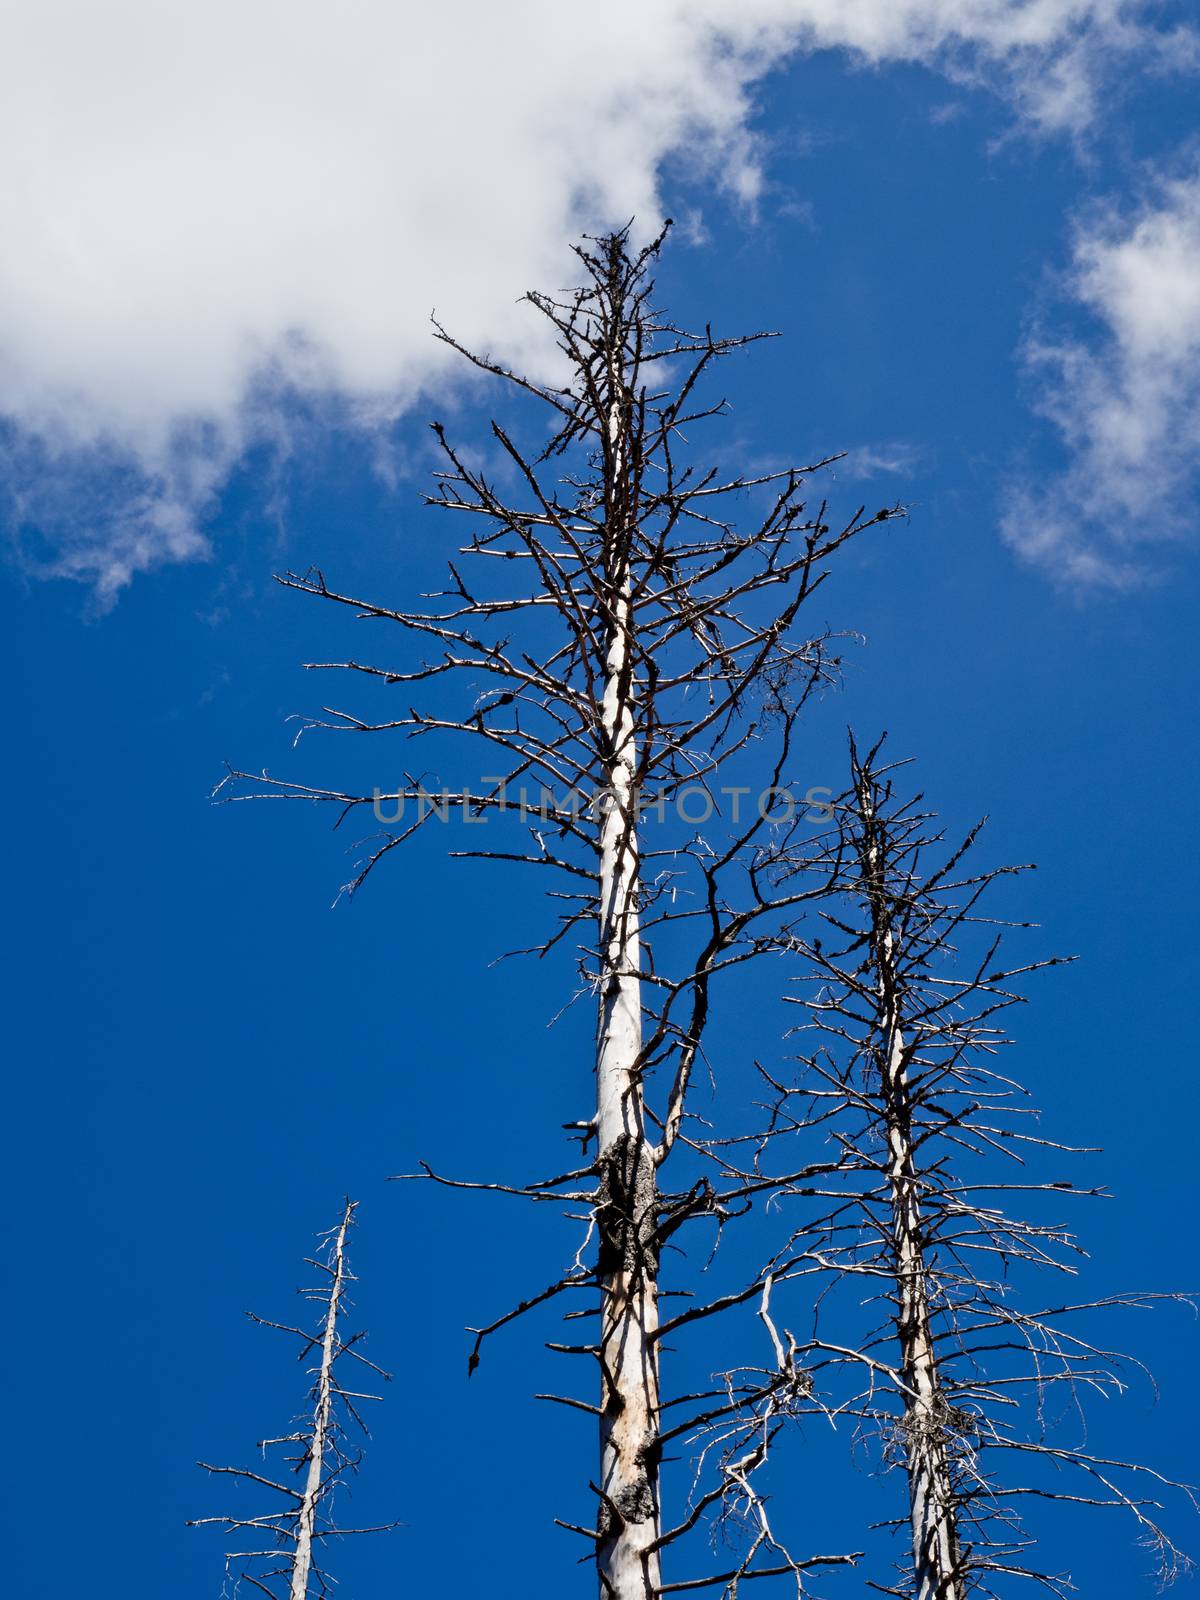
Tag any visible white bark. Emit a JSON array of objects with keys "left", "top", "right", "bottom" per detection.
[
  {"left": 863, "top": 798, "right": 964, "bottom": 1600},
  {"left": 595, "top": 350, "right": 661, "bottom": 1600},
  {"left": 881, "top": 978, "right": 964, "bottom": 1600},
  {"left": 290, "top": 1200, "right": 352, "bottom": 1600}
]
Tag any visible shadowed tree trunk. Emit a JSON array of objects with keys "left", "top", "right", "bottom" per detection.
[{"left": 594, "top": 327, "right": 662, "bottom": 1593}]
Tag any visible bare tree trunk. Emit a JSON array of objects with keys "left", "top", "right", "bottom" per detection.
[
  {"left": 772, "top": 738, "right": 1194, "bottom": 1594},
  {"left": 192, "top": 1199, "right": 395, "bottom": 1600},
  {"left": 595, "top": 308, "right": 661, "bottom": 1600},
  {"left": 860, "top": 776, "right": 965, "bottom": 1600},
  {"left": 290, "top": 1200, "right": 353, "bottom": 1600}
]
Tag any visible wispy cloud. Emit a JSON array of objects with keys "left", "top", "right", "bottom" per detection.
[
  {"left": 0, "top": 0, "right": 1191, "bottom": 599},
  {"left": 839, "top": 443, "right": 923, "bottom": 479},
  {"left": 1003, "top": 166, "right": 1200, "bottom": 588}
]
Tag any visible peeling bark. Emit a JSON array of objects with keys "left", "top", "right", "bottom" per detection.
[{"left": 595, "top": 318, "right": 661, "bottom": 1600}]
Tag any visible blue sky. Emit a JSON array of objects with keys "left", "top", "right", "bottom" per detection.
[{"left": 3, "top": 6, "right": 1199, "bottom": 1597}]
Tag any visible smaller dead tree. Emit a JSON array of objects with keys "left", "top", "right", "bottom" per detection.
[
  {"left": 190, "top": 1200, "right": 395, "bottom": 1600},
  {"left": 748, "top": 736, "right": 1195, "bottom": 1599}
]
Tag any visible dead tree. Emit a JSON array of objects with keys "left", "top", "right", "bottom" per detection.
[
  {"left": 743, "top": 737, "right": 1194, "bottom": 1598},
  {"left": 219, "top": 226, "right": 898, "bottom": 1598},
  {"left": 190, "top": 1200, "right": 395, "bottom": 1599}
]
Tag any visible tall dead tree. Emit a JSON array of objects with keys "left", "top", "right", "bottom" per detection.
[
  {"left": 190, "top": 1200, "right": 395, "bottom": 1599},
  {"left": 742, "top": 738, "right": 1194, "bottom": 1598},
  {"left": 221, "top": 226, "right": 898, "bottom": 1597}
]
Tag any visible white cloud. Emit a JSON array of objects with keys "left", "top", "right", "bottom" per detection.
[
  {"left": 1003, "top": 168, "right": 1200, "bottom": 587},
  {"left": 0, "top": 0, "right": 1190, "bottom": 598},
  {"left": 838, "top": 443, "right": 923, "bottom": 478}
]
